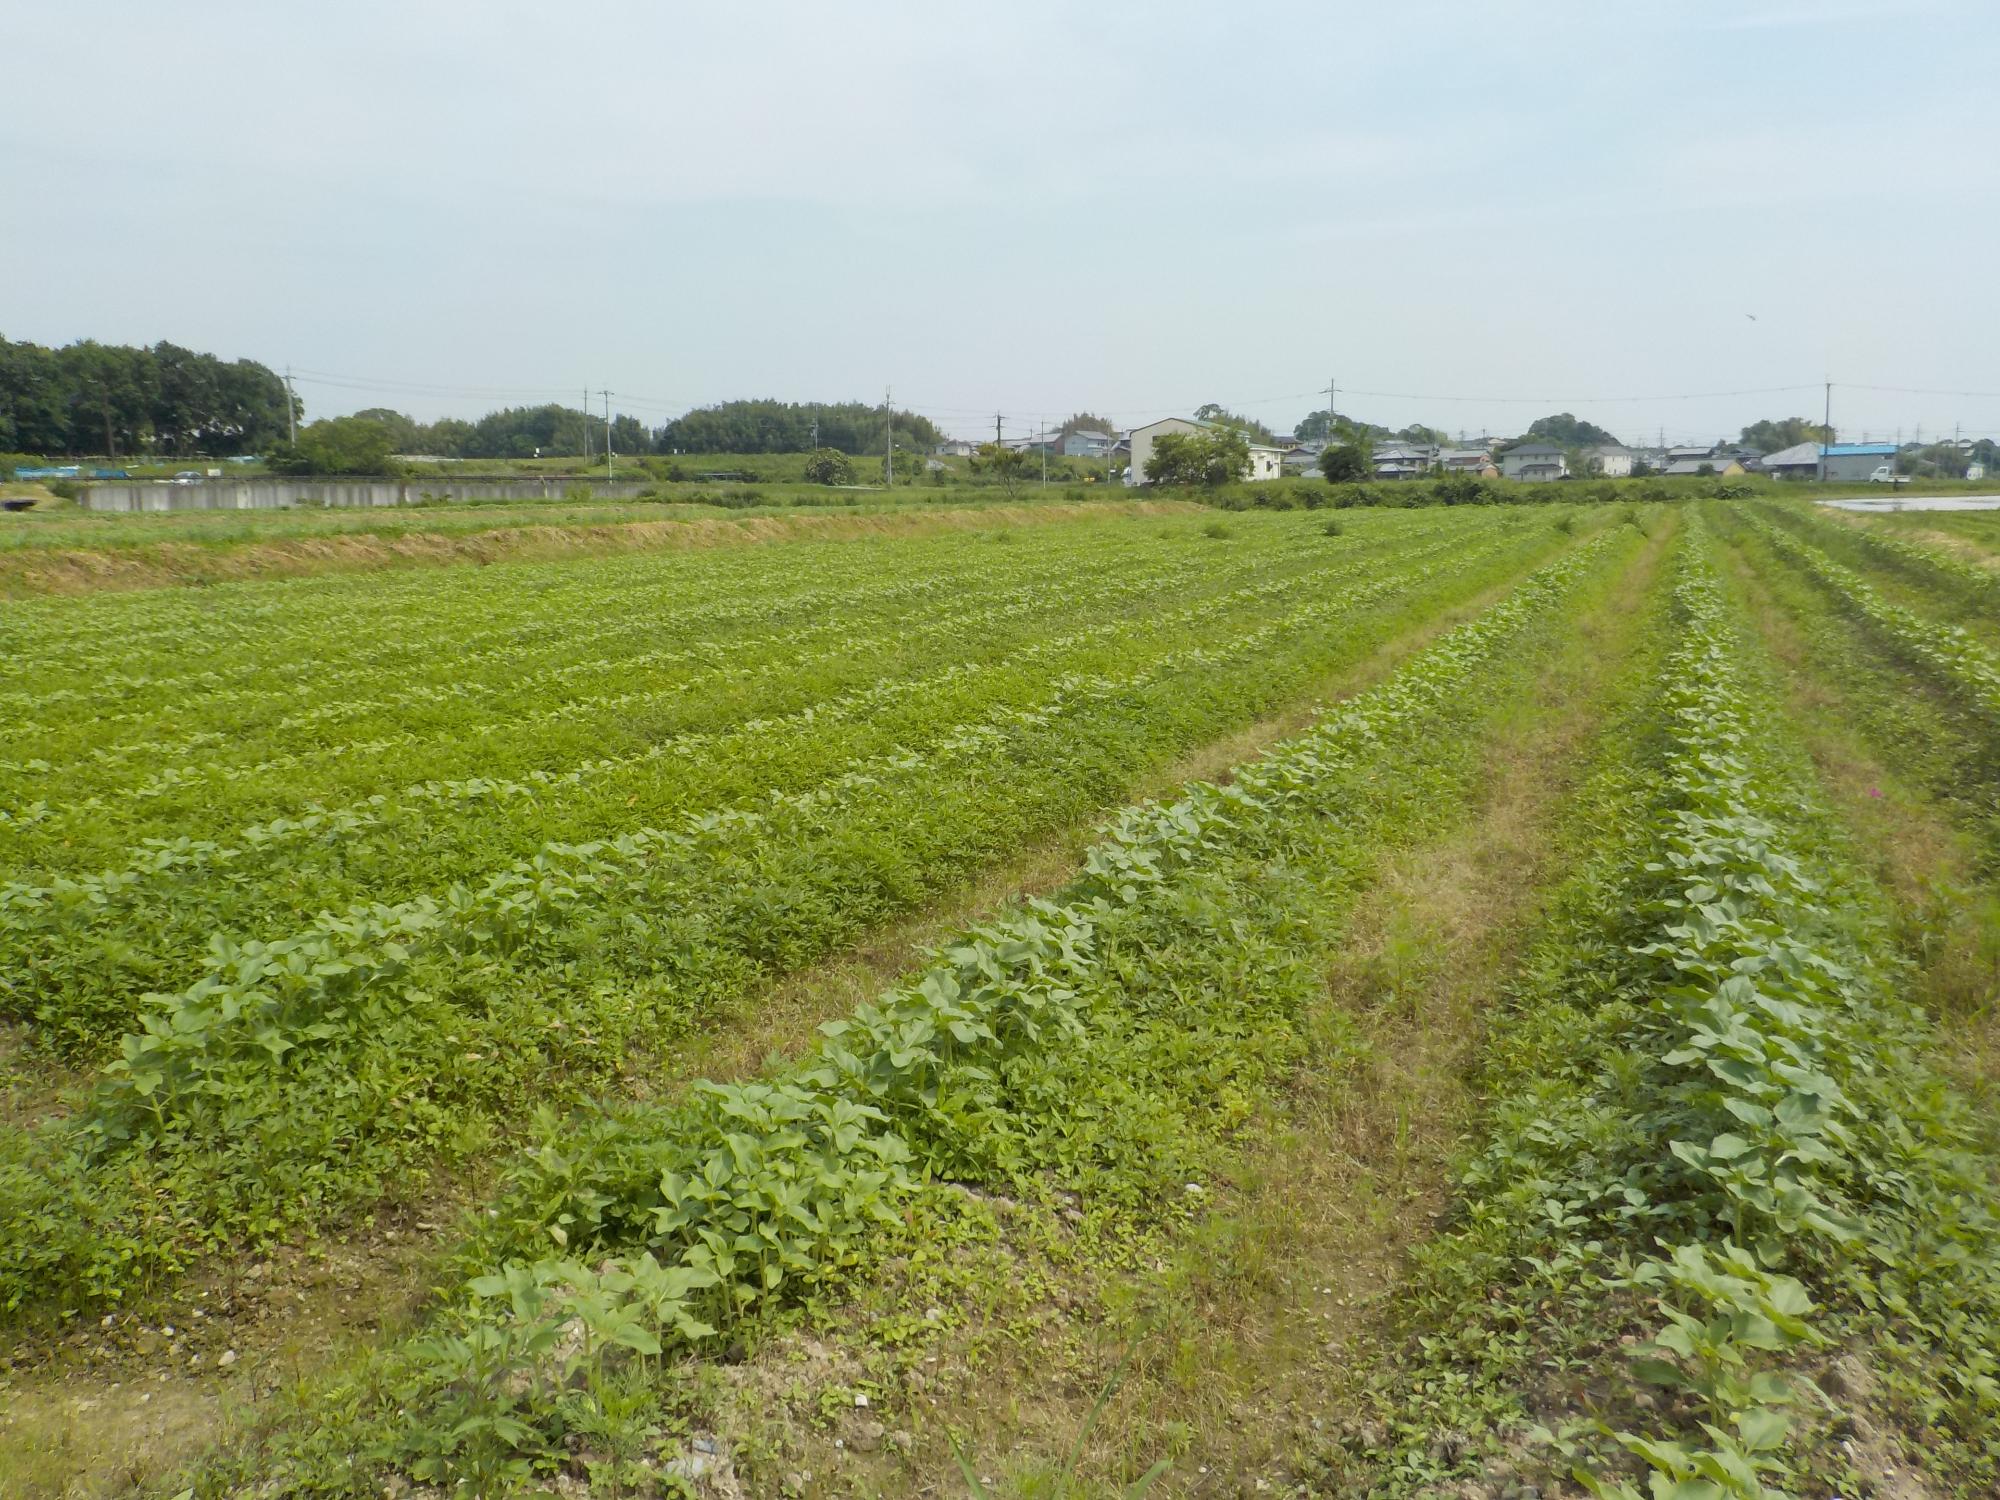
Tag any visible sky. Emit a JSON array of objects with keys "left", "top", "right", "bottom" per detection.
[{"left": 5, "top": 0, "right": 1998, "bottom": 447}]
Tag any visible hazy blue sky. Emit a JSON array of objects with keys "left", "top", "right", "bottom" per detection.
[{"left": 6, "top": 0, "right": 1996, "bottom": 445}]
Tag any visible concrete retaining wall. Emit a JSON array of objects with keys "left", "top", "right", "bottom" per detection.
[{"left": 78, "top": 477, "right": 656, "bottom": 513}]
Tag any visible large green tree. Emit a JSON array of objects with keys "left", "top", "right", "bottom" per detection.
[
  {"left": 1294, "top": 408, "right": 1386, "bottom": 445},
  {"left": 1318, "top": 439, "right": 1370, "bottom": 483},
  {"left": 0, "top": 335, "right": 290, "bottom": 457},
  {"left": 1146, "top": 427, "right": 1251, "bottom": 487},
  {"left": 459, "top": 403, "right": 602, "bottom": 459},
  {"left": 265, "top": 416, "right": 399, "bottom": 476},
  {"left": 968, "top": 441, "right": 1029, "bottom": 496},
  {"left": 1522, "top": 411, "right": 1617, "bottom": 448},
  {"left": 1192, "top": 403, "right": 1278, "bottom": 446},
  {"left": 656, "top": 399, "right": 942, "bottom": 456},
  {"left": 1739, "top": 417, "right": 1821, "bottom": 453},
  {"left": 801, "top": 447, "right": 856, "bottom": 485},
  {"left": 1058, "top": 412, "right": 1117, "bottom": 438}
]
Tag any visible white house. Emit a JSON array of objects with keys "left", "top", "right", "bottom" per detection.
[
  {"left": 1586, "top": 444, "right": 1634, "bottom": 478},
  {"left": 1126, "top": 417, "right": 1285, "bottom": 485},
  {"left": 1500, "top": 441, "right": 1569, "bottom": 481}
]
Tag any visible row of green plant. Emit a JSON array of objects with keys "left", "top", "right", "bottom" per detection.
[
  {"left": 1707, "top": 503, "right": 2000, "bottom": 841},
  {"left": 3, "top": 522, "right": 1506, "bottom": 1062},
  {"left": 1868, "top": 504, "right": 2000, "bottom": 561},
  {"left": 176, "top": 521, "right": 1636, "bottom": 1498},
  {"left": 2, "top": 553, "right": 1012, "bottom": 748},
  {"left": 1350, "top": 518, "right": 2000, "bottom": 1497},
  {"left": 0, "top": 516, "right": 1575, "bottom": 1311},
  {"left": 1750, "top": 499, "right": 2000, "bottom": 633},
  {"left": 0, "top": 499, "right": 1233, "bottom": 708},
  {"left": 4, "top": 515, "right": 1459, "bottom": 860},
  {"left": 5, "top": 531, "right": 1257, "bottom": 843},
  {"left": 1738, "top": 506, "right": 2000, "bottom": 726},
  {"left": 4, "top": 521, "right": 1244, "bottom": 800}
]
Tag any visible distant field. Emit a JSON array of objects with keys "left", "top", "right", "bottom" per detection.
[
  {"left": 0, "top": 489, "right": 1156, "bottom": 595},
  {"left": 1862, "top": 503, "right": 2000, "bottom": 556}
]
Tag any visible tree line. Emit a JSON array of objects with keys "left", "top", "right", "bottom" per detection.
[
  {"left": 653, "top": 399, "right": 943, "bottom": 456},
  {"left": 0, "top": 335, "right": 294, "bottom": 458},
  {"left": 274, "top": 399, "right": 946, "bottom": 473}
]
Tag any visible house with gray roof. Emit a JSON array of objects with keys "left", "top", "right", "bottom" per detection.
[{"left": 1500, "top": 441, "right": 1568, "bottom": 481}]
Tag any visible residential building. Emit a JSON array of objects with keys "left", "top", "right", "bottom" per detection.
[
  {"left": 1584, "top": 443, "right": 1634, "bottom": 478},
  {"left": 1761, "top": 441, "right": 1822, "bottom": 479},
  {"left": 1281, "top": 443, "right": 1323, "bottom": 475},
  {"left": 1500, "top": 441, "right": 1568, "bottom": 481},
  {"left": 1246, "top": 442, "right": 1285, "bottom": 481},
  {"left": 1125, "top": 417, "right": 1285, "bottom": 484},
  {"left": 1661, "top": 456, "right": 1747, "bottom": 477},
  {"left": 935, "top": 439, "right": 980, "bottom": 459},
  {"left": 1060, "top": 428, "right": 1116, "bottom": 460},
  {"left": 1371, "top": 442, "right": 1438, "bottom": 480},
  {"left": 1439, "top": 447, "right": 1497, "bottom": 476},
  {"left": 1819, "top": 442, "right": 1899, "bottom": 482}
]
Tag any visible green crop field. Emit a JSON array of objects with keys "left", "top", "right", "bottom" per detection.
[{"left": 1, "top": 498, "right": 1996, "bottom": 1500}]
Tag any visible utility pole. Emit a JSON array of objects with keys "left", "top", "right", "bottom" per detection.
[
  {"left": 1819, "top": 381, "right": 1831, "bottom": 484},
  {"left": 995, "top": 412, "right": 1003, "bottom": 445},
  {"left": 603, "top": 389, "right": 614, "bottom": 480},
  {"left": 582, "top": 388, "right": 591, "bottom": 467},
  {"left": 1327, "top": 375, "right": 1337, "bottom": 443},
  {"left": 1040, "top": 421, "right": 1049, "bottom": 487},
  {"left": 884, "top": 387, "right": 893, "bottom": 486},
  {"left": 285, "top": 365, "right": 297, "bottom": 445},
  {"left": 811, "top": 406, "right": 819, "bottom": 451}
]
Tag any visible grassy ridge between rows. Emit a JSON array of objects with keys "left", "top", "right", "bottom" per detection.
[
  {"left": 173, "top": 525, "right": 1642, "bottom": 1495},
  {"left": 1345, "top": 510, "right": 2000, "bottom": 1497}
]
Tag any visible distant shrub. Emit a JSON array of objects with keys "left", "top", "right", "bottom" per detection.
[
  {"left": 1201, "top": 519, "right": 1232, "bottom": 539},
  {"left": 1432, "top": 473, "right": 1491, "bottom": 507},
  {"left": 1320, "top": 518, "right": 1345, "bottom": 536},
  {"left": 45, "top": 478, "right": 81, "bottom": 500},
  {"left": 801, "top": 448, "right": 855, "bottom": 486},
  {"left": 563, "top": 483, "right": 593, "bottom": 503}
]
